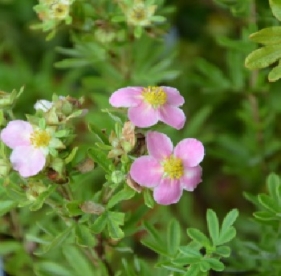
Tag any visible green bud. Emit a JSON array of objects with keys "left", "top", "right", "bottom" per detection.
[
  {"left": 26, "top": 182, "right": 47, "bottom": 201},
  {"left": 111, "top": 170, "right": 125, "bottom": 184}
]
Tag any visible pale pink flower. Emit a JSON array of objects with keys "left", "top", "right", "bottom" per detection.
[
  {"left": 0, "top": 120, "right": 60, "bottom": 177},
  {"left": 130, "top": 131, "right": 204, "bottom": 205},
  {"left": 109, "top": 86, "right": 186, "bottom": 129}
]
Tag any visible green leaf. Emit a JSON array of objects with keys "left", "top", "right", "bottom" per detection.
[
  {"left": 215, "top": 246, "right": 231, "bottom": 257},
  {"left": 245, "top": 45, "right": 281, "bottom": 69},
  {"left": 269, "top": 64, "right": 281, "bottom": 82},
  {"left": 205, "top": 258, "right": 224, "bottom": 271},
  {"left": 29, "top": 186, "right": 56, "bottom": 211},
  {"left": 267, "top": 173, "right": 281, "bottom": 203},
  {"left": 65, "top": 201, "right": 84, "bottom": 217},
  {"left": 88, "top": 147, "right": 112, "bottom": 173},
  {"left": 184, "top": 264, "right": 200, "bottom": 276},
  {"left": 158, "top": 263, "right": 186, "bottom": 273},
  {"left": 75, "top": 224, "right": 96, "bottom": 247},
  {"left": 88, "top": 123, "right": 109, "bottom": 144},
  {"left": 179, "top": 246, "right": 202, "bottom": 258},
  {"left": 249, "top": 27, "right": 281, "bottom": 45},
  {"left": 34, "top": 261, "right": 72, "bottom": 276},
  {"left": 253, "top": 211, "right": 277, "bottom": 221},
  {"left": 143, "top": 188, "right": 154, "bottom": 208},
  {"left": 141, "top": 240, "right": 168, "bottom": 256},
  {"left": 200, "top": 261, "right": 211, "bottom": 272},
  {"left": 258, "top": 194, "right": 279, "bottom": 213},
  {"left": 91, "top": 213, "right": 107, "bottom": 234},
  {"left": 35, "top": 224, "right": 74, "bottom": 255},
  {"left": 186, "top": 228, "right": 211, "bottom": 247},
  {"left": 107, "top": 185, "right": 135, "bottom": 209},
  {"left": 167, "top": 219, "right": 181, "bottom": 256},
  {"left": 65, "top": 147, "right": 78, "bottom": 164},
  {"left": 270, "top": 0, "right": 281, "bottom": 21},
  {"left": 0, "top": 241, "right": 21, "bottom": 255},
  {"left": 143, "top": 221, "right": 162, "bottom": 243},
  {"left": 107, "top": 211, "right": 125, "bottom": 239},
  {"left": 221, "top": 209, "right": 239, "bottom": 235},
  {"left": 206, "top": 209, "right": 220, "bottom": 246},
  {"left": 63, "top": 245, "right": 94, "bottom": 275},
  {"left": 0, "top": 200, "right": 17, "bottom": 216},
  {"left": 217, "top": 227, "right": 236, "bottom": 245}
]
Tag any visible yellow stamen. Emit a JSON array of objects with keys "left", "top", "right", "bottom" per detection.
[
  {"left": 142, "top": 86, "right": 167, "bottom": 108},
  {"left": 163, "top": 156, "right": 184, "bottom": 180},
  {"left": 30, "top": 130, "right": 51, "bottom": 148}
]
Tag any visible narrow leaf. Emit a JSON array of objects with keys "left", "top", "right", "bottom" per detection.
[
  {"left": 206, "top": 209, "right": 220, "bottom": 246},
  {"left": 245, "top": 45, "right": 281, "bottom": 69},
  {"left": 187, "top": 228, "right": 211, "bottom": 247},
  {"left": 167, "top": 219, "right": 181, "bottom": 256},
  {"left": 221, "top": 209, "right": 239, "bottom": 234}
]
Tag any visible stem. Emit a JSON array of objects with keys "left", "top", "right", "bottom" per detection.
[
  {"left": 9, "top": 210, "right": 23, "bottom": 240},
  {"left": 247, "top": 0, "right": 267, "bottom": 179}
]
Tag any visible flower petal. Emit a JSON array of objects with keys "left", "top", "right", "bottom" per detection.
[
  {"left": 109, "top": 87, "right": 142, "bottom": 107},
  {"left": 128, "top": 103, "right": 159, "bottom": 128},
  {"left": 10, "top": 146, "right": 46, "bottom": 177},
  {"left": 159, "top": 105, "right": 186, "bottom": 130},
  {"left": 180, "top": 166, "right": 202, "bottom": 191},
  {"left": 0, "top": 120, "right": 33, "bottom": 149},
  {"left": 153, "top": 178, "right": 182, "bottom": 205},
  {"left": 130, "top": 156, "right": 163, "bottom": 188},
  {"left": 174, "top": 138, "right": 204, "bottom": 167},
  {"left": 146, "top": 131, "right": 173, "bottom": 160},
  {"left": 162, "top": 86, "right": 185, "bottom": 106}
]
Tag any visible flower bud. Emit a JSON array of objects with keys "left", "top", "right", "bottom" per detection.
[{"left": 26, "top": 182, "right": 47, "bottom": 201}]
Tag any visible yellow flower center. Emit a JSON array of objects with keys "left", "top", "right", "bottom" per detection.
[
  {"left": 51, "top": 3, "right": 69, "bottom": 19},
  {"left": 30, "top": 130, "right": 51, "bottom": 148},
  {"left": 163, "top": 156, "right": 184, "bottom": 180},
  {"left": 142, "top": 86, "right": 167, "bottom": 108}
]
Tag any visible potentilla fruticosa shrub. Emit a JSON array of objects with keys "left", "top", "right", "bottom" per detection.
[{"left": 2, "top": 0, "right": 281, "bottom": 275}]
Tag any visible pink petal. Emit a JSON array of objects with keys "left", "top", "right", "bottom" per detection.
[
  {"left": 10, "top": 146, "right": 46, "bottom": 177},
  {"left": 1, "top": 120, "right": 33, "bottom": 149},
  {"left": 146, "top": 131, "right": 173, "bottom": 160},
  {"left": 128, "top": 103, "right": 159, "bottom": 128},
  {"left": 153, "top": 178, "right": 182, "bottom": 205},
  {"left": 109, "top": 87, "right": 142, "bottom": 107},
  {"left": 162, "top": 86, "right": 185, "bottom": 106},
  {"left": 130, "top": 156, "right": 163, "bottom": 188},
  {"left": 159, "top": 105, "right": 186, "bottom": 130},
  {"left": 180, "top": 166, "right": 202, "bottom": 191},
  {"left": 174, "top": 138, "right": 204, "bottom": 167}
]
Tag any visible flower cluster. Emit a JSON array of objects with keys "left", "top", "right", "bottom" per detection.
[
  {"left": 116, "top": 0, "right": 165, "bottom": 37},
  {"left": 109, "top": 85, "right": 205, "bottom": 205},
  {"left": 0, "top": 95, "right": 86, "bottom": 178},
  {"left": 33, "top": 0, "right": 75, "bottom": 34}
]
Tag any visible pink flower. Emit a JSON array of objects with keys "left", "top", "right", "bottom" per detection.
[
  {"left": 109, "top": 86, "right": 186, "bottom": 129},
  {"left": 130, "top": 131, "right": 204, "bottom": 205},
  {"left": 0, "top": 120, "right": 58, "bottom": 177}
]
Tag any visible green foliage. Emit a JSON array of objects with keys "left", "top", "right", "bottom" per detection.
[
  {"left": 245, "top": 0, "right": 281, "bottom": 81},
  {"left": 141, "top": 209, "right": 238, "bottom": 275}
]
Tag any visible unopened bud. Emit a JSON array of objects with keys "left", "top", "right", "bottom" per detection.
[
  {"left": 111, "top": 171, "right": 125, "bottom": 184},
  {"left": 26, "top": 182, "right": 47, "bottom": 201},
  {"left": 76, "top": 158, "right": 95, "bottom": 173}
]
